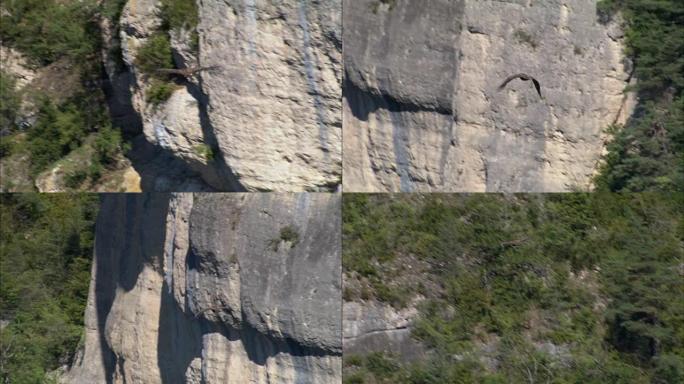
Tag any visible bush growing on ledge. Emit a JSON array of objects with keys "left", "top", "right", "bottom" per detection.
[
  {"left": 94, "top": 125, "right": 128, "bottom": 166},
  {"left": 194, "top": 144, "right": 215, "bottom": 161},
  {"left": 146, "top": 80, "right": 176, "bottom": 106},
  {"left": 371, "top": 0, "right": 397, "bottom": 13},
  {"left": 269, "top": 225, "right": 300, "bottom": 251},
  {"left": 135, "top": 33, "right": 174, "bottom": 77},
  {"left": 27, "top": 99, "right": 88, "bottom": 174}
]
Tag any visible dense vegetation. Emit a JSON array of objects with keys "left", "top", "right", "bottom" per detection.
[
  {"left": 160, "top": 0, "right": 199, "bottom": 32},
  {"left": 0, "top": 194, "right": 99, "bottom": 383},
  {"left": 0, "top": 0, "right": 198, "bottom": 187},
  {"left": 343, "top": 194, "right": 684, "bottom": 384},
  {"left": 595, "top": 0, "right": 684, "bottom": 191},
  {"left": 135, "top": 33, "right": 178, "bottom": 105},
  {"left": 135, "top": 0, "right": 200, "bottom": 105},
  {"left": 0, "top": 0, "right": 100, "bottom": 65},
  {"left": 0, "top": 0, "right": 131, "bottom": 190}
]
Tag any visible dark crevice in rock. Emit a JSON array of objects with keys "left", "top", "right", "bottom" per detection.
[
  {"left": 344, "top": 72, "right": 454, "bottom": 120},
  {"left": 94, "top": 194, "right": 171, "bottom": 383},
  {"left": 87, "top": 194, "right": 341, "bottom": 382},
  {"left": 157, "top": 280, "right": 203, "bottom": 384},
  {"left": 186, "top": 80, "right": 247, "bottom": 192},
  {"left": 100, "top": 65, "right": 142, "bottom": 136}
]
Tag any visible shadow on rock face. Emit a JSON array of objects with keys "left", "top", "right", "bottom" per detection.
[{"left": 94, "top": 193, "right": 171, "bottom": 383}]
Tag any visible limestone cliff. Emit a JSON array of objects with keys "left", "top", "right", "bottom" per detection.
[
  {"left": 109, "top": 0, "right": 341, "bottom": 192},
  {"left": 63, "top": 193, "right": 341, "bottom": 383},
  {"left": 343, "top": 0, "right": 636, "bottom": 192}
]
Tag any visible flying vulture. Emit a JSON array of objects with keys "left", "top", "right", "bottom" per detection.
[
  {"left": 155, "top": 65, "right": 221, "bottom": 78},
  {"left": 498, "top": 73, "right": 542, "bottom": 99}
]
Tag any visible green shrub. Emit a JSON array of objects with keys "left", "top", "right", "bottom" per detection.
[
  {"left": 653, "top": 354, "right": 684, "bottom": 384},
  {"left": 371, "top": 0, "right": 397, "bottom": 13},
  {"left": 596, "top": 97, "right": 684, "bottom": 192},
  {"left": 0, "top": 0, "right": 100, "bottom": 65},
  {"left": 93, "top": 125, "right": 127, "bottom": 166},
  {"left": 160, "top": 0, "right": 199, "bottom": 31},
  {"left": 194, "top": 144, "right": 215, "bottom": 161},
  {"left": 0, "top": 138, "right": 13, "bottom": 159},
  {"left": 101, "top": 0, "right": 128, "bottom": 21},
  {"left": 27, "top": 99, "right": 88, "bottom": 174},
  {"left": 64, "top": 169, "right": 88, "bottom": 189},
  {"left": 135, "top": 33, "right": 174, "bottom": 77},
  {"left": 269, "top": 225, "right": 301, "bottom": 251},
  {"left": 88, "top": 162, "right": 103, "bottom": 182},
  {"left": 146, "top": 80, "right": 176, "bottom": 105}
]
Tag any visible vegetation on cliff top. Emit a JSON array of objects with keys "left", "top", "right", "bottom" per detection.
[
  {"left": 596, "top": 0, "right": 684, "bottom": 192},
  {"left": 0, "top": 194, "right": 98, "bottom": 383},
  {"left": 343, "top": 194, "right": 684, "bottom": 384}
]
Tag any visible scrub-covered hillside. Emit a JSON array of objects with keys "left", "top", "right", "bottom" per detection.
[{"left": 343, "top": 193, "right": 683, "bottom": 383}]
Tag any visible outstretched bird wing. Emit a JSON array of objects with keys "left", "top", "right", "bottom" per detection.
[
  {"left": 498, "top": 73, "right": 543, "bottom": 99},
  {"left": 531, "top": 78, "right": 542, "bottom": 98},
  {"left": 498, "top": 73, "right": 525, "bottom": 90},
  {"left": 155, "top": 66, "right": 221, "bottom": 77},
  {"left": 192, "top": 65, "right": 221, "bottom": 74},
  {"left": 155, "top": 68, "right": 186, "bottom": 76}
]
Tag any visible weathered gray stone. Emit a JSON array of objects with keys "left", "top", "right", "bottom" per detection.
[
  {"left": 64, "top": 193, "right": 342, "bottom": 384},
  {"left": 343, "top": 300, "right": 427, "bottom": 362},
  {"left": 110, "top": 0, "right": 342, "bottom": 192},
  {"left": 343, "top": 0, "right": 635, "bottom": 192}
]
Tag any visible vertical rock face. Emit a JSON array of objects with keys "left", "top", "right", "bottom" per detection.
[
  {"left": 197, "top": 0, "right": 342, "bottom": 191},
  {"left": 64, "top": 193, "right": 341, "bottom": 384},
  {"left": 109, "top": 0, "right": 342, "bottom": 192},
  {"left": 343, "top": 0, "right": 635, "bottom": 192}
]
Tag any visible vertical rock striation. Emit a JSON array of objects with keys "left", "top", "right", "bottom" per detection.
[
  {"left": 343, "top": 0, "right": 635, "bottom": 192},
  {"left": 106, "top": 0, "right": 342, "bottom": 192},
  {"left": 64, "top": 193, "right": 341, "bottom": 383}
]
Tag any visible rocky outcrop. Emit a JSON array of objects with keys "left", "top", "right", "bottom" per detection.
[
  {"left": 0, "top": 45, "right": 36, "bottom": 89},
  {"left": 343, "top": 300, "right": 426, "bottom": 362},
  {"left": 63, "top": 193, "right": 341, "bottom": 384},
  {"left": 343, "top": 0, "right": 636, "bottom": 192},
  {"left": 109, "top": 0, "right": 342, "bottom": 192}
]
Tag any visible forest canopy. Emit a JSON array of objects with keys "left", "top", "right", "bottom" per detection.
[
  {"left": 0, "top": 194, "right": 98, "bottom": 383},
  {"left": 343, "top": 193, "right": 684, "bottom": 384},
  {"left": 596, "top": 0, "right": 684, "bottom": 192}
]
